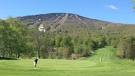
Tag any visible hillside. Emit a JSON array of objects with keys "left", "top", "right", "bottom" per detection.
[
  {"left": 14, "top": 13, "right": 135, "bottom": 59},
  {"left": 1, "top": 13, "right": 135, "bottom": 59},
  {"left": 17, "top": 13, "right": 135, "bottom": 34}
]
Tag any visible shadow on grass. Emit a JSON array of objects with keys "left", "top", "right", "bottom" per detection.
[{"left": 0, "top": 57, "right": 17, "bottom": 60}]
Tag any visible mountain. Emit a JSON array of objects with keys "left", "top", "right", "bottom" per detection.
[{"left": 17, "top": 13, "right": 135, "bottom": 33}]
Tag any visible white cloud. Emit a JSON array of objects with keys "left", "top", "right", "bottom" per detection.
[{"left": 106, "top": 5, "right": 119, "bottom": 10}]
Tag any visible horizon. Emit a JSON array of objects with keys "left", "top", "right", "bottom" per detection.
[{"left": 0, "top": 0, "right": 135, "bottom": 24}]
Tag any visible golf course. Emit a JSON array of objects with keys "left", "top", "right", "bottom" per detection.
[
  {"left": 1, "top": 46, "right": 135, "bottom": 76},
  {"left": 1, "top": 0, "right": 135, "bottom": 76}
]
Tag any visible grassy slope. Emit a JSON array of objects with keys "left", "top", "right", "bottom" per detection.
[
  {"left": 0, "top": 46, "right": 135, "bottom": 76},
  {"left": 88, "top": 46, "right": 118, "bottom": 62}
]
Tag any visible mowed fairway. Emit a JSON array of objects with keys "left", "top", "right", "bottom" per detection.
[{"left": 1, "top": 47, "right": 135, "bottom": 76}]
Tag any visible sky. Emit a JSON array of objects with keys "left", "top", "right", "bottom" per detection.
[{"left": 0, "top": 0, "right": 135, "bottom": 24}]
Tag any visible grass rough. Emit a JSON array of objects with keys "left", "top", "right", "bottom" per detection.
[{"left": 0, "top": 46, "right": 135, "bottom": 76}]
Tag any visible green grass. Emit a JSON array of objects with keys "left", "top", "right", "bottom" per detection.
[
  {"left": 1, "top": 46, "right": 135, "bottom": 76},
  {"left": 88, "top": 46, "right": 118, "bottom": 62}
]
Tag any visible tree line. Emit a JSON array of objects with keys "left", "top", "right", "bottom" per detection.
[{"left": 0, "top": 18, "right": 135, "bottom": 60}]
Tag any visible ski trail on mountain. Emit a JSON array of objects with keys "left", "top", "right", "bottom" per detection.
[
  {"left": 55, "top": 13, "right": 68, "bottom": 30},
  {"left": 50, "top": 13, "right": 68, "bottom": 31},
  {"left": 59, "top": 13, "right": 68, "bottom": 26},
  {"left": 75, "top": 15, "right": 87, "bottom": 25},
  {"left": 53, "top": 16, "right": 61, "bottom": 23},
  {"left": 75, "top": 15, "right": 89, "bottom": 29}
]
